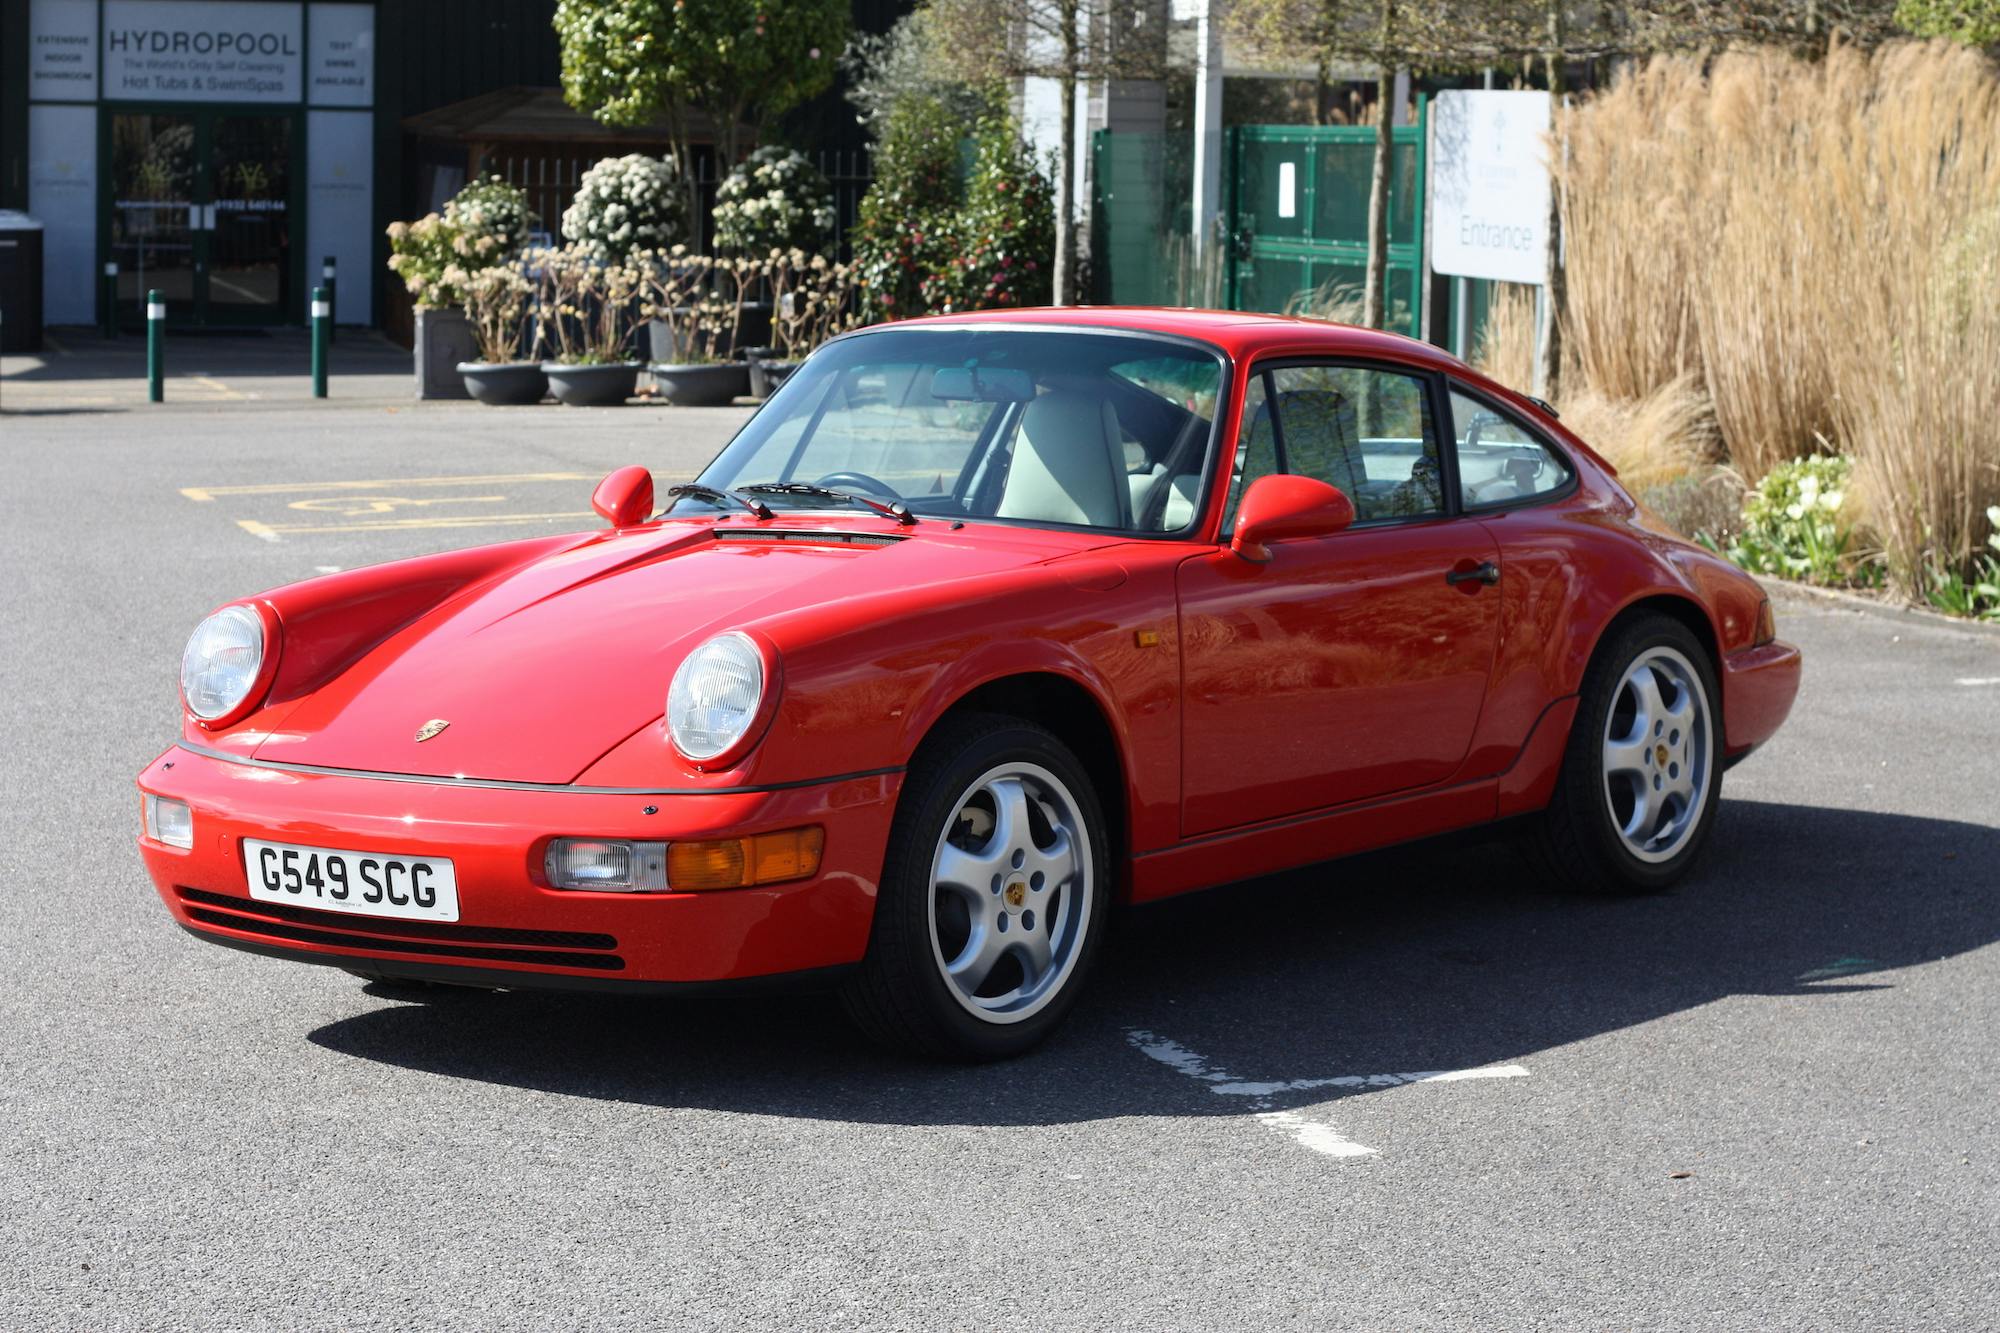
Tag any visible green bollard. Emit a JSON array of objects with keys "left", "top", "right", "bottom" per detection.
[
  {"left": 103, "top": 262, "right": 118, "bottom": 341},
  {"left": 146, "top": 289, "right": 165, "bottom": 402},
  {"left": 322, "top": 256, "right": 337, "bottom": 344},
  {"left": 311, "top": 284, "right": 329, "bottom": 398}
]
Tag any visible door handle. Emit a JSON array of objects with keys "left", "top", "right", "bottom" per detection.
[{"left": 1446, "top": 561, "right": 1500, "bottom": 587}]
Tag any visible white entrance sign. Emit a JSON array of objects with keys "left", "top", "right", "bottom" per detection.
[
  {"left": 307, "top": 4, "right": 375, "bottom": 107},
  {"left": 28, "top": 104, "right": 98, "bottom": 324},
  {"left": 1429, "top": 90, "right": 1551, "bottom": 286},
  {"left": 102, "top": 0, "right": 303, "bottom": 103},
  {"left": 30, "top": 0, "right": 99, "bottom": 101},
  {"left": 306, "top": 110, "right": 375, "bottom": 324}
]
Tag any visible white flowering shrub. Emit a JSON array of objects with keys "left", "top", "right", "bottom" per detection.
[
  {"left": 712, "top": 147, "right": 836, "bottom": 255},
  {"left": 562, "top": 154, "right": 686, "bottom": 261},
  {"left": 445, "top": 175, "right": 535, "bottom": 260},
  {"left": 1728, "top": 455, "right": 1858, "bottom": 584}
]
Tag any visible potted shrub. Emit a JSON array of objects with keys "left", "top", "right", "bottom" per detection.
[
  {"left": 389, "top": 176, "right": 540, "bottom": 400},
  {"left": 456, "top": 264, "right": 545, "bottom": 405},
  {"left": 713, "top": 146, "right": 836, "bottom": 351},
  {"left": 755, "top": 249, "right": 857, "bottom": 397},
  {"left": 644, "top": 252, "right": 752, "bottom": 406},
  {"left": 387, "top": 214, "right": 476, "bottom": 399},
  {"left": 537, "top": 245, "right": 646, "bottom": 407}
]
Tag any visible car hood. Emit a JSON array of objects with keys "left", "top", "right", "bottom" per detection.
[{"left": 248, "top": 520, "right": 1112, "bottom": 784}]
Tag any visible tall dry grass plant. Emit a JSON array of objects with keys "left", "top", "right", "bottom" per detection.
[{"left": 1557, "top": 41, "right": 2000, "bottom": 593}]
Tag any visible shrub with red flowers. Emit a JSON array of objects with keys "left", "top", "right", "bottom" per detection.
[
  {"left": 852, "top": 98, "right": 1053, "bottom": 321},
  {"left": 851, "top": 96, "right": 961, "bottom": 321},
  {"left": 919, "top": 112, "right": 1054, "bottom": 313}
]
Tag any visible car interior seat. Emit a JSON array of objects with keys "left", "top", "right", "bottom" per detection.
[{"left": 998, "top": 392, "right": 1129, "bottom": 528}]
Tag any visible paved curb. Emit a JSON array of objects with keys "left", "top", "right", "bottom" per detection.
[{"left": 1759, "top": 575, "right": 2000, "bottom": 641}]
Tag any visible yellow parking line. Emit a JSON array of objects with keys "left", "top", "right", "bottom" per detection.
[
  {"left": 239, "top": 510, "right": 594, "bottom": 536},
  {"left": 182, "top": 472, "right": 594, "bottom": 502},
  {"left": 192, "top": 376, "right": 246, "bottom": 400}
]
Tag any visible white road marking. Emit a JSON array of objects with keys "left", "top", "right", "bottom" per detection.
[
  {"left": 1955, "top": 677, "right": 2000, "bottom": 687},
  {"left": 180, "top": 472, "right": 593, "bottom": 502},
  {"left": 1125, "top": 1028, "right": 1530, "bottom": 1161},
  {"left": 238, "top": 520, "right": 281, "bottom": 543},
  {"left": 1255, "top": 1109, "right": 1377, "bottom": 1159}
]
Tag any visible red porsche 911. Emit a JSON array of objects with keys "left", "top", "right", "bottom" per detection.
[{"left": 137, "top": 308, "right": 1800, "bottom": 1059}]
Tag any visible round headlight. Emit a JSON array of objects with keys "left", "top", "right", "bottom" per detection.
[
  {"left": 181, "top": 605, "right": 267, "bottom": 722},
  {"left": 666, "top": 632, "right": 767, "bottom": 763}
]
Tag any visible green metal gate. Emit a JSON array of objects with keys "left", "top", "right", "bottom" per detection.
[{"left": 1225, "top": 99, "right": 1428, "bottom": 338}]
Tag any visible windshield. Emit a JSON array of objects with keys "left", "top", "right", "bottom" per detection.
[{"left": 681, "top": 327, "right": 1227, "bottom": 534}]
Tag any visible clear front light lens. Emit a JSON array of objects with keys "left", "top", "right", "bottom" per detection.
[
  {"left": 545, "top": 839, "right": 668, "bottom": 892},
  {"left": 180, "top": 605, "right": 266, "bottom": 720},
  {"left": 144, "top": 794, "right": 194, "bottom": 849},
  {"left": 666, "top": 632, "right": 765, "bottom": 762}
]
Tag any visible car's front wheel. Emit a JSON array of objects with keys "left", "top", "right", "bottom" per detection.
[
  {"left": 842, "top": 713, "right": 1109, "bottom": 1060},
  {"left": 1530, "top": 614, "right": 1722, "bottom": 895}
]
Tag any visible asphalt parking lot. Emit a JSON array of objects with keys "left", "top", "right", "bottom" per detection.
[{"left": 3, "top": 352, "right": 1998, "bottom": 1329}]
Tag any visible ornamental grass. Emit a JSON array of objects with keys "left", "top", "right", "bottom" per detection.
[{"left": 1533, "top": 39, "right": 2000, "bottom": 597}]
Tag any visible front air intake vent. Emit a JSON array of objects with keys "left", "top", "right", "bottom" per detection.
[
  {"left": 174, "top": 886, "right": 625, "bottom": 971},
  {"left": 712, "top": 530, "right": 905, "bottom": 547}
]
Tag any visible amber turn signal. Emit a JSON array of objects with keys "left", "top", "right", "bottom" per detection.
[
  {"left": 668, "top": 827, "right": 825, "bottom": 891},
  {"left": 1753, "top": 598, "right": 1777, "bottom": 647}
]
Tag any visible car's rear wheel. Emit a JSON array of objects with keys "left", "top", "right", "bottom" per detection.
[
  {"left": 1530, "top": 614, "right": 1721, "bottom": 895},
  {"left": 841, "top": 713, "right": 1109, "bottom": 1060}
]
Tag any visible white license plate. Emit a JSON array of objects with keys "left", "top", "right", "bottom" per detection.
[{"left": 243, "top": 839, "right": 460, "bottom": 923}]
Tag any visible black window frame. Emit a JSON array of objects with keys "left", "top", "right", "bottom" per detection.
[
  {"left": 1443, "top": 379, "right": 1581, "bottom": 515},
  {"left": 691, "top": 322, "right": 1236, "bottom": 542},
  {"left": 1228, "top": 356, "right": 1465, "bottom": 534}
]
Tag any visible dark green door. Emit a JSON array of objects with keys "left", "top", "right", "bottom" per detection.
[
  {"left": 1225, "top": 105, "right": 1428, "bottom": 339},
  {"left": 106, "top": 108, "right": 301, "bottom": 328}
]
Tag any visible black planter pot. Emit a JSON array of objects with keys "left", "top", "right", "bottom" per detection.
[
  {"left": 542, "top": 361, "right": 640, "bottom": 407},
  {"left": 737, "top": 302, "right": 773, "bottom": 351},
  {"left": 456, "top": 361, "right": 549, "bottom": 406},
  {"left": 649, "top": 361, "right": 750, "bottom": 407},
  {"left": 748, "top": 357, "right": 803, "bottom": 399}
]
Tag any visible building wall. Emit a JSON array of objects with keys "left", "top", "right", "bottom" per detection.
[{"left": 0, "top": 0, "right": 907, "bottom": 332}]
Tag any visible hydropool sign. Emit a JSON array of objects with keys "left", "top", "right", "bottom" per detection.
[
  {"left": 1428, "top": 90, "right": 1552, "bottom": 286},
  {"left": 102, "top": 1, "right": 304, "bottom": 103}
]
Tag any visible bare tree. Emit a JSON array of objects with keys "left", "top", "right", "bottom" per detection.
[{"left": 924, "top": 0, "right": 1167, "bottom": 306}]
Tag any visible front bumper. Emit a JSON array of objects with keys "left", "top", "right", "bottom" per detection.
[{"left": 136, "top": 746, "right": 901, "bottom": 989}]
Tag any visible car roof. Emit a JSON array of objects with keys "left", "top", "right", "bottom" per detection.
[{"left": 880, "top": 305, "right": 1476, "bottom": 372}]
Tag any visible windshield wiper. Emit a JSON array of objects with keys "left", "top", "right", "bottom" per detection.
[
  {"left": 739, "top": 482, "right": 918, "bottom": 526},
  {"left": 666, "top": 483, "right": 774, "bottom": 519}
]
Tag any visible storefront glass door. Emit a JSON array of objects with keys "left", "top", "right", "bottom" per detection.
[
  {"left": 107, "top": 109, "right": 299, "bottom": 328},
  {"left": 109, "top": 112, "right": 199, "bottom": 324}
]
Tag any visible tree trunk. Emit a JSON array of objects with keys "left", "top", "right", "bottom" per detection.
[
  {"left": 1362, "top": 65, "right": 1394, "bottom": 331},
  {"left": 665, "top": 102, "right": 700, "bottom": 251},
  {"left": 1535, "top": 1, "right": 1566, "bottom": 401},
  {"left": 1055, "top": 15, "right": 1080, "bottom": 308}
]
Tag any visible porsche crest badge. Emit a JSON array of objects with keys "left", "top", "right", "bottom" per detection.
[{"left": 414, "top": 719, "right": 451, "bottom": 743}]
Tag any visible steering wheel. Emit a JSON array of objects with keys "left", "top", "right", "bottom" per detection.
[{"left": 813, "top": 471, "right": 901, "bottom": 501}]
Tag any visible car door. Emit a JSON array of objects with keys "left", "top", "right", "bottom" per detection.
[{"left": 1176, "top": 361, "right": 1503, "bottom": 838}]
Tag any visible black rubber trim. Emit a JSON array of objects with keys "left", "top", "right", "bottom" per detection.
[
  {"left": 174, "top": 886, "right": 617, "bottom": 951},
  {"left": 182, "top": 906, "right": 627, "bottom": 971},
  {"left": 171, "top": 741, "right": 903, "bottom": 796},
  {"left": 176, "top": 923, "right": 857, "bottom": 997}
]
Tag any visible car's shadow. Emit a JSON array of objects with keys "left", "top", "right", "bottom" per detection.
[{"left": 307, "top": 799, "right": 1999, "bottom": 1124}]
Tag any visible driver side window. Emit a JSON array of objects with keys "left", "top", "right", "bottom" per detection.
[{"left": 1449, "top": 388, "right": 1572, "bottom": 510}]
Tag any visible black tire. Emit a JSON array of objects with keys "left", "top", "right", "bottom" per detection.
[
  {"left": 1528, "top": 613, "right": 1723, "bottom": 895},
  {"left": 840, "top": 712, "right": 1111, "bottom": 1061}
]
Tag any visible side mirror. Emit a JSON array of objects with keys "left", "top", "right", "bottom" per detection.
[
  {"left": 592, "top": 466, "right": 655, "bottom": 529},
  {"left": 1230, "top": 474, "right": 1355, "bottom": 563}
]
